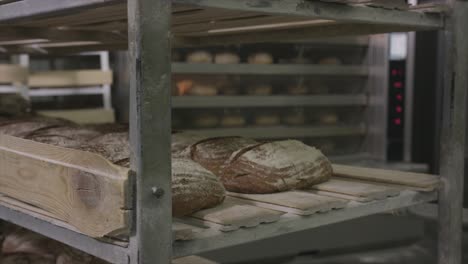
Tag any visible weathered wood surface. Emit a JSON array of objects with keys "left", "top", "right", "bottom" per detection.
[
  {"left": 38, "top": 109, "right": 116, "bottom": 124},
  {"left": 228, "top": 191, "right": 348, "bottom": 215},
  {"left": 28, "top": 70, "right": 113, "bottom": 87},
  {"left": 191, "top": 197, "right": 283, "bottom": 231},
  {"left": 0, "top": 134, "right": 131, "bottom": 238},
  {"left": 310, "top": 177, "right": 401, "bottom": 201},
  {"left": 332, "top": 164, "right": 440, "bottom": 191},
  {"left": 0, "top": 64, "right": 28, "bottom": 84}
]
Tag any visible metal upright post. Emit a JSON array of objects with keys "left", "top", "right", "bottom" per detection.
[
  {"left": 437, "top": 1, "right": 467, "bottom": 263},
  {"left": 128, "top": 0, "right": 173, "bottom": 264}
]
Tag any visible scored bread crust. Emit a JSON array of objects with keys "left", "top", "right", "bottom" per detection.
[
  {"left": 189, "top": 137, "right": 259, "bottom": 176},
  {"left": 220, "top": 140, "right": 332, "bottom": 193},
  {"left": 172, "top": 158, "right": 226, "bottom": 217}
]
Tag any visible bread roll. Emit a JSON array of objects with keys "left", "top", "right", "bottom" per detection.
[
  {"left": 320, "top": 113, "right": 339, "bottom": 125},
  {"left": 246, "top": 84, "right": 272, "bottom": 95},
  {"left": 187, "top": 84, "right": 218, "bottom": 96},
  {"left": 221, "top": 140, "right": 332, "bottom": 193},
  {"left": 318, "top": 57, "right": 342, "bottom": 65},
  {"left": 254, "top": 113, "right": 280, "bottom": 126},
  {"left": 221, "top": 114, "right": 246, "bottom": 127},
  {"left": 186, "top": 50, "right": 213, "bottom": 63},
  {"left": 247, "top": 52, "right": 273, "bottom": 64},
  {"left": 214, "top": 52, "right": 240, "bottom": 64},
  {"left": 287, "top": 85, "right": 309, "bottom": 95},
  {"left": 193, "top": 114, "right": 219, "bottom": 128}
]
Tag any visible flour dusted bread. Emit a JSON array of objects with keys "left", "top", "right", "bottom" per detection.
[
  {"left": 190, "top": 137, "right": 259, "bottom": 176},
  {"left": 214, "top": 52, "right": 240, "bottom": 64},
  {"left": 186, "top": 50, "right": 213, "bottom": 63},
  {"left": 248, "top": 52, "right": 274, "bottom": 64},
  {"left": 172, "top": 158, "right": 226, "bottom": 217},
  {"left": 221, "top": 140, "right": 332, "bottom": 193}
]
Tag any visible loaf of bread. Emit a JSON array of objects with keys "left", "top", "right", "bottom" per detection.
[
  {"left": 320, "top": 113, "right": 339, "bottom": 125},
  {"left": 0, "top": 118, "right": 226, "bottom": 217},
  {"left": 172, "top": 132, "right": 209, "bottom": 158},
  {"left": 287, "top": 85, "right": 309, "bottom": 95},
  {"left": 193, "top": 114, "right": 219, "bottom": 128},
  {"left": 172, "top": 158, "right": 226, "bottom": 217},
  {"left": 186, "top": 50, "right": 213, "bottom": 63},
  {"left": 190, "top": 137, "right": 258, "bottom": 176},
  {"left": 214, "top": 52, "right": 240, "bottom": 64},
  {"left": 221, "top": 114, "right": 246, "bottom": 127},
  {"left": 246, "top": 84, "right": 272, "bottom": 95},
  {"left": 187, "top": 84, "right": 218, "bottom": 96},
  {"left": 248, "top": 52, "right": 274, "bottom": 64},
  {"left": 221, "top": 140, "right": 332, "bottom": 193},
  {"left": 254, "top": 113, "right": 280, "bottom": 126}
]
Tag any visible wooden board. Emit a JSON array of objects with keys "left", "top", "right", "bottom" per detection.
[
  {"left": 173, "top": 256, "right": 218, "bottom": 264},
  {"left": 0, "top": 64, "right": 28, "bottom": 84},
  {"left": 28, "top": 70, "right": 113, "bottom": 87},
  {"left": 38, "top": 108, "right": 115, "bottom": 124},
  {"left": 332, "top": 164, "right": 440, "bottom": 191},
  {"left": 229, "top": 191, "right": 348, "bottom": 215},
  {"left": 310, "top": 178, "right": 401, "bottom": 201},
  {"left": 191, "top": 197, "right": 283, "bottom": 232},
  {"left": 0, "top": 134, "right": 131, "bottom": 238}
]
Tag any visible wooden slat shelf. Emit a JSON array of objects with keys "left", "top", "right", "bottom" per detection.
[
  {"left": 0, "top": 134, "right": 440, "bottom": 261},
  {"left": 0, "top": 0, "right": 444, "bottom": 53},
  {"left": 0, "top": 136, "right": 439, "bottom": 258}
]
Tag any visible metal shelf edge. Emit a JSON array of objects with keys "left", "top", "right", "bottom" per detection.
[
  {"left": 0, "top": 203, "right": 130, "bottom": 264},
  {"left": 173, "top": 190, "right": 438, "bottom": 257},
  {"left": 172, "top": 95, "right": 367, "bottom": 108}
]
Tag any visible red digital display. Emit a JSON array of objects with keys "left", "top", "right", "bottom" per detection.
[
  {"left": 396, "top": 94, "right": 403, "bottom": 101},
  {"left": 394, "top": 81, "right": 403, "bottom": 88},
  {"left": 396, "top": 106, "right": 403, "bottom": 113},
  {"left": 393, "top": 118, "right": 402, "bottom": 125}
]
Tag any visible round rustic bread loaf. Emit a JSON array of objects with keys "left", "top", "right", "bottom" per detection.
[
  {"left": 187, "top": 84, "right": 218, "bottom": 96},
  {"left": 27, "top": 126, "right": 101, "bottom": 149},
  {"left": 0, "top": 94, "right": 31, "bottom": 117},
  {"left": 254, "top": 113, "right": 280, "bottom": 126},
  {"left": 221, "top": 114, "right": 246, "bottom": 127},
  {"left": 186, "top": 50, "right": 213, "bottom": 63},
  {"left": 172, "top": 132, "right": 209, "bottom": 158},
  {"left": 247, "top": 52, "right": 274, "bottom": 64},
  {"left": 172, "top": 158, "right": 226, "bottom": 217},
  {"left": 221, "top": 140, "right": 332, "bottom": 193},
  {"left": 190, "top": 137, "right": 258, "bottom": 176},
  {"left": 214, "top": 52, "right": 240, "bottom": 64},
  {"left": 0, "top": 117, "right": 70, "bottom": 138},
  {"left": 193, "top": 114, "right": 219, "bottom": 128}
]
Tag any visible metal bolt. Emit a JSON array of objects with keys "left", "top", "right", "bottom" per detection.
[{"left": 151, "top": 187, "right": 165, "bottom": 198}]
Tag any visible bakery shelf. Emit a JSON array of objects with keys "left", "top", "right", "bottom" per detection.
[
  {"left": 0, "top": 136, "right": 440, "bottom": 261},
  {"left": 0, "top": 0, "right": 444, "bottom": 53},
  {"left": 172, "top": 63, "right": 367, "bottom": 76},
  {"left": 0, "top": 0, "right": 465, "bottom": 264},
  {"left": 172, "top": 95, "right": 367, "bottom": 108},
  {"left": 183, "top": 125, "right": 365, "bottom": 139},
  {"left": 28, "top": 86, "right": 106, "bottom": 96}
]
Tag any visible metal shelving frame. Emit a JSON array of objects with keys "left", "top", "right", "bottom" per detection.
[{"left": 0, "top": 1, "right": 465, "bottom": 264}]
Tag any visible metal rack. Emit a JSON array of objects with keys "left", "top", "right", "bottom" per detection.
[{"left": 0, "top": 1, "right": 465, "bottom": 264}]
